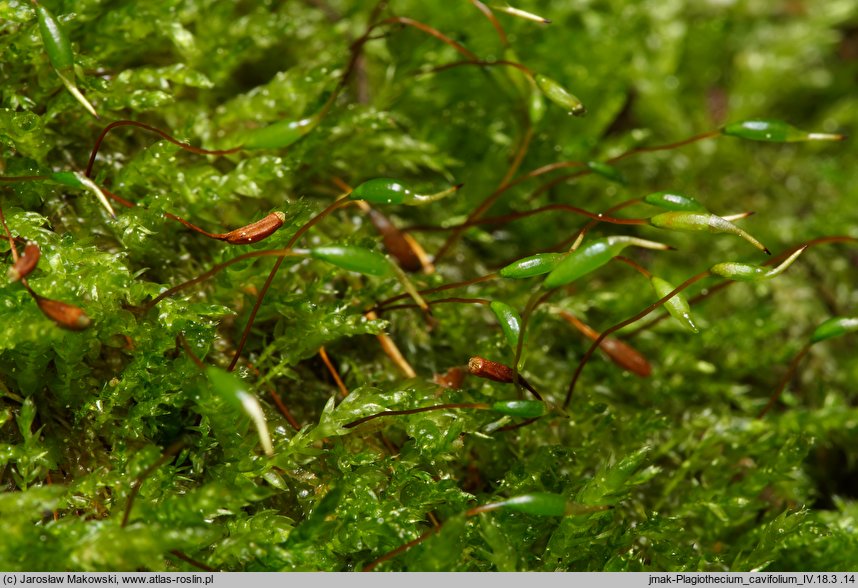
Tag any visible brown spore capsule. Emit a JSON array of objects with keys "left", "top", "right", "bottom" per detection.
[
  {"left": 7, "top": 241, "right": 40, "bottom": 282},
  {"left": 222, "top": 211, "right": 286, "bottom": 245},
  {"left": 560, "top": 311, "right": 651, "bottom": 377},
  {"left": 468, "top": 356, "right": 516, "bottom": 383},
  {"left": 34, "top": 294, "right": 91, "bottom": 331},
  {"left": 367, "top": 208, "right": 423, "bottom": 272}
]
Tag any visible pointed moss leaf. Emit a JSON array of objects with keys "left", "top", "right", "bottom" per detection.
[
  {"left": 205, "top": 367, "right": 273, "bottom": 456},
  {"left": 351, "top": 178, "right": 413, "bottom": 205},
  {"left": 710, "top": 246, "right": 806, "bottom": 282},
  {"left": 649, "top": 211, "right": 768, "bottom": 254},
  {"left": 242, "top": 114, "right": 320, "bottom": 149},
  {"left": 650, "top": 276, "right": 698, "bottom": 333},
  {"left": 490, "top": 400, "right": 546, "bottom": 418},
  {"left": 494, "top": 493, "right": 567, "bottom": 516},
  {"left": 288, "top": 486, "right": 345, "bottom": 544},
  {"left": 543, "top": 236, "right": 669, "bottom": 288},
  {"left": 810, "top": 317, "right": 858, "bottom": 344},
  {"left": 723, "top": 119, "right": 844, "bottom": 143},
  {"left": 643, "top": 191, "right": 708, "bottom": 213},
  {"left": 587, "top": 161, "right": 626, "bottom": 184},
  {"left": 310, "top": 245, "right": 393, "bottom": 277},
  {"left": 489, "top": 301, "right": 522, "bottom": 352},
  {"left": 534, "top": 74, "right": 586, "bottom": 116},
  {"left": 499, "top": 253, "right": 564, "bottom": 279}
]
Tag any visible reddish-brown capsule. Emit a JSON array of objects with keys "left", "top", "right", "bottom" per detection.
[
  {"left": 367, "top": 208, "right": 423, "bottom": 272},
  {"left": 34, "top": 294, "right": 91, "bottom": 331},
  {"left": 7, "top": 241, "right": 40, "bottom": 282},
  {"left": 468, "top": 356, "right": 516, "bottom": 383},
  {"left": 433, "top": 366, "right": 465, "bottom": 389},
  {"left": 560, "top": 312, "right": 651, "bottom": 377},
  {"left": 467, "top": 356, "right": 543, "bottom": 400},
  {"left": 222, "top": 212, "right": 287, "bottom": 244}
]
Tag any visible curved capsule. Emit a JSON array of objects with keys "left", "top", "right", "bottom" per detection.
[
  {"left": 587, "top": 161, "right": 626, "bottom": 184},
  {"left": 809, "top": 317, "right": 858, "bottom": 344},
  {"left": 490, "top": 400, "right": 546, "bottom": 419},
  {"left": 310, "top": 245, "right": 393, "bottom": 277},
  {"left": 7, "top": 241, "right": 41, "bottom": 282},
  {"left": 366, "top": 208, "right": 423, "bottom": 272},
  {"left": 242, "top": 113, "right": 321, "bottom": 149},
  {"left": 468, "top": 356, "right": 516, "bottom": 383},
  {"left": 710, "top": 246, "right": 806, "bottom": 282},
  {"left": 350, "top": 178, "right": 462, "bottom": 206},
  {"left": 650, "top": 276, "right": 698, "bottom": 333},
  {"left": 649, "top": 211, "right": 769, "bottom": 254},
  {"left": 534, "top": 74, "right": 586, "bottom": 116},
  {"left": 722, "top": 120, "right": 844, "bottom": 143},
  {"left": 643, "top": 191, "right": 708, "bottom": 213},
  {"left": 543, "top": 236, "right": 670, "bottom": 289},
  {"left": 205, "top": 367, "right": 273, "bottom": 456},
  {"left": 499, "top": 252, "right": 564, "bottom": 279},
  {"left": 222, "top": 212, "right": 286, "bottom": 244},
  {"left": 33, "top": 294, "right": 91, "bottom": 331},
  {"left": 560, "top": 311, "right": 651, "bottom": 377},
  {"left": 490, "top": 300, "right": 522, "bottom": 352}
]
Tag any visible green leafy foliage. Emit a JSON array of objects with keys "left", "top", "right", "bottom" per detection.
[{"left": 1, "top": 0, "right": 857, "bottom": 573}]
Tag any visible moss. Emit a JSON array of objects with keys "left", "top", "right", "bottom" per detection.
[{"left": 1, "top": 0, "right": 857, "bottom": 572}]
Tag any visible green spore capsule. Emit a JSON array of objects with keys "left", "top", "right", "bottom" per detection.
[
  {"left": 490, "top": 400, "right": 546, "bottom": 419},
  {"left": 543, "top": 236, "right": 670, "bottom": 289},
  {"left": 649, "top": 211, "right": 769, "bottom": 254},
  {"left": 586, "top": 161, "right": 626, "bottom": 184},
  {"left": 205, "top": 367, "right": 273, "bottom": 456},
  {"left": 710, "top": 246, "right": 806, "bottom": 282},
  {"left": 809, "top": 317, "right": 858, "bottom": 344},
  {"left": 350, "top": 178, "right": 462, "bottom": 206},
  {"left": 650, "top": 276, "right": 698, "bottom": 333},
  {"left": 494, "top": 493, "right": 568, "bottom": 517},
  {"left": 49, "top": 171, "right": 82, "bottom": 188},
  {"left": 489, "top": 301, "right": 522, "bottom": 352},
  {"left": 534, "top": 74, "right": 586, "bottom": 116},
  {"left": 35, "top": 4, "right": 98, "bottom": 118},
  {"left": 528, "top": 86, "right": 546, "bottom": 124},
  {"left": 722, "top": 120, "right": 844, "bottom": 143},
  {"left": 242, "top": 113, "right": 321, "bottom": 149},
  {"left": 310, "top": 245, "right": 393, "bottom": 277},
  {"left": 643, "top": 191, "right": 708, "bottom": 213},
  {"left": 499, "top": 253, "right": 564, "bottom": 279}
]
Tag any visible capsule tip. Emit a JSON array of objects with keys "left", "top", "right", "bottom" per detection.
[
  {"left": 763, "top": 247, "right": 772, "bottom": 256},
  {"left": 453, "top": 183, "right": 465, "bottom": 191},
  {"left": 274, "top": 211, "right": 287, "bottom": 222}
]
